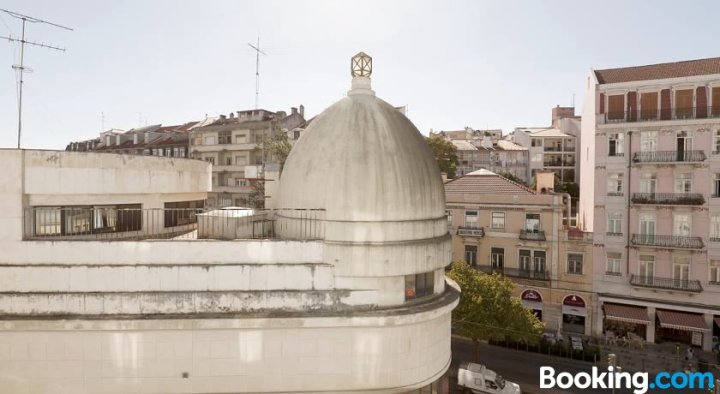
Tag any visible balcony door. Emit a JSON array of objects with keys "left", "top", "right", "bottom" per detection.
[
  {"left": 639, "top": 174, "right": 656, "bottom": 194},
  {"left": 676, "top": 131, "right": 692, "bottom": 161},
  {"left": 639, "top": 213, "right": 656, "bottom": 244},
  {"left": 491, "top": 248, "right": 504, "bottom": 271},
  {"left": 673, "top": 214, "right": 691, "bottom": 237},
  {"left": 673, "top": 257, "right": 690, "bottom": 288},
  {"left": 525, "top": 213, "right": 541, "bottom": 232},
  {"left": 639, "top": 255, "right": 655, "bottom": 284}
]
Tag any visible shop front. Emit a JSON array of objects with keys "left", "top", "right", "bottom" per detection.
[
  {"left": 561, "top": 294, "right": 587, "bottom": 334},
  {"left": 602, "top": 303, "right": 650, "bottom": 340},
  {"left": 655, "top": 309, "right": 709, "bottom": 347},
  {"left": 520, "top": 289, "right": 543, "bottom": 321}
]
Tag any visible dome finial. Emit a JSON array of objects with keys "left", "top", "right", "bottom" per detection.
[{"left": 351, "top": 52, "right": 372, "bottom": 77}]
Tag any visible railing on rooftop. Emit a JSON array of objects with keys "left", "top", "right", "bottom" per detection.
[
  {"left": 633, "top": 150, "right": 706, "bottom": 163},
  {"left": 631, "top": 192, "right": 705, "bottom": 206},
  {"left": 629, "top": 274, "right": 703, "bottom": 292},
  {"left": 23, "top": 207, "right": 325, "bottom": 241},
  {"left": 604, "top": 107, "right": 720, "bottom": 123},
  {"left": 630, "top": 233, "right": 703, "bottom": 249}
]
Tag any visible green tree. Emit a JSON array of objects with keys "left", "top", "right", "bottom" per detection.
[
  {"left": 425, "top": 136, "right": 459, "bottom": 179},
  {"left": 261, "top": 130, "right": 293, "bottom": 169},
  {"left": 447, "top": 261, "right": 544, "bottom": 360}
]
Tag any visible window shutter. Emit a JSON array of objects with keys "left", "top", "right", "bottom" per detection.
[
  {"left": 627, "top": 91, "right": 637, "bottom": 121},
  {"left": 599, "top": 93, "right": 605, "bottom": 114},
  {"left": 660, "top": 89, "right": 671, "bottom": 120},
  {"left": 696, "top": 86, "right": 707, "bottom": 118}
]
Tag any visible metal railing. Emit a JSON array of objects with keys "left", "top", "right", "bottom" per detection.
[
  {"left": 631, "top": 192, "right": 705, "bottom": 205},
  {"left": 457, "top": 226, "right": 485, "bottom": 237},
  {"left": 476, "top": 265, "right": 550, "bottom": 280},
  {"left": 630, "top": 233, "right": 704, "bottom": 249},
  {"left": 24, "top": 207, "right": 325, "bottom": 241},
  {"left": 633, "top": 150, "right": 706, "bottom": 163},
  {"left": 605, "top": 106, "right": 720, "bottom": 123},
  {"left": 519, "top": 230, "right": 546, "bottom": 241},
  {"left": 630, "top": 274, "right": 703, "bottom": 292}
]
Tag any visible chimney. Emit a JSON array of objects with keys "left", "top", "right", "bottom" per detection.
[
  {"left": 291, "top": 107, "right": 298, "bottom": 116},
  {"left": 299, "top": 105, "right": 305, "bottom": 117},
  {"left": 219, "top": 114, "right": 227, "bottom": 121},
  {"left": 552, "top": 105, "right": 575, "bottom": 126},
  {"left": 229, "top": 112, "right": 235, "bottom": 119}
]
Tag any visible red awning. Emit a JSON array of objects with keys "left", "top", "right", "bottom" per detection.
[
  {"left": 603, "top": 304, "right": 650, "bottom": 325},
  {"left": 656, "top": 310, "right": 709, "bottom": 333}
]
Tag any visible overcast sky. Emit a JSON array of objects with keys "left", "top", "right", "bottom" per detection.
[{"left": 1, "top": 0, "right": 719, "bottom": 149}]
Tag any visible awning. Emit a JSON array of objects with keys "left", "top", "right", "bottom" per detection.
[
  {"left": 656, "top": 310, "right": 709, "bottom": 333},
  {"left": 603, "top": 304, "right": 650, "bottom": 325}
]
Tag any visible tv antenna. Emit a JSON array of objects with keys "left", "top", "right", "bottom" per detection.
[
  {"left": 1, "top": 8, "right": 73, "bottom": 149},
  {"left": 247, "top": 37, "right": 266, "bottom": 109}
]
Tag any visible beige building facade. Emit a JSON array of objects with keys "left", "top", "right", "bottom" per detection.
[{"left": 445, "top": 170, "right": 594, "bottom": 336}]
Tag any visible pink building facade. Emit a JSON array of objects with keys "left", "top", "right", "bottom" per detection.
[{"left": 579, "top": 58, "right": 720, "bottom": 351}]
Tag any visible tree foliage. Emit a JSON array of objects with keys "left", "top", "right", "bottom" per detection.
[
  {"left": 262, "top": 131, "right": 293, "bottom": 168},
  {"left": 425, "top": 136, "right": 459, "bottom": 179},
  {"left": 447, "top": 261, "right": 544, "bottom": 350}
]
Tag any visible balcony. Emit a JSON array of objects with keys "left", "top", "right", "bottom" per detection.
[
  {"left": 631, "top": 193, "right": 705, "bottom": 206},
  {"left": 630, "top": 234, "right": 704, "bottom": 249},
  {"left": 476, "top": 265, "right": 550, "bottom": 281},
  {"left": 604, "top": 106, "right": 720, "bottom": 123},
  {"left": 457, "top": 226, "right": 485, "bottom": 237},
  {"left": 544, "top": 146, "right": 576, "bottom": 153},
  {"left": 633, "top": 150, "right": 706, "bottom": 163},
  {"left": 630, "top": 274, "right": 703, "bottom": 292},
  {"left": 519, "top": 230, "right": 546, "bottom": 241}
]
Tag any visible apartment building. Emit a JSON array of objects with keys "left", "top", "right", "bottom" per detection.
[
  {"left": 189, "top": 106, "right": 305, "bottom": 208},
  {"left": 445, "top": 170, "right": 594, "bottom": 335},
  {"left": 431, "top": 128, "right": 530, "bottom": 182},
  {"left": 512, "top": 106, "right": 581, "bottom": 183},
  {"left": 579, "top": 57, "right": 720, "bottom": 350}
]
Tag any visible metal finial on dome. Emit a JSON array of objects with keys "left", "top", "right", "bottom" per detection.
[{"left": 351, "top": 52, "right": 372, "bottom": 77}]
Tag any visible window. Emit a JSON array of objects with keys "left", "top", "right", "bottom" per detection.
[
  {"left": 464, "top": 245, "right": 478, "bottom": 266},
  {"left": 607, "top": 212, "right": 622, "bottom": 235},
  {"left": 674, "top": 89, "right": 693, "bottom": 119},
  {"left": 714, "top": 174, "right": 720, "bottom": 197},
  {"left": 608, "top": 133, "right": 624, "bottom": 156},
  {"left": 533, "top": 251, "right": 546, "bottom": 272},
  {"left": 225, "top": 157, "right": 232, "bottom": 166},
  {"left": 446, "top": 210, "right": 453, "bottom": 227},
  {"left": 713, "top": 87, "right": 720, "bottom": 117},
  {"left": 639, "top": 213, "right": 656, "bottom": 238},
  {"left": 531, "top": 153, "right": 543, "bottom": 162},
  {"left": 404, "top": 272, "right": 435, "bottom": 301},
  {"left": 491, "top": 248, "right": 504, "bottom": 269},
  {"left": 607, "top": 173, "right": 623, "bottom": 196},
  {"left": 640, "top": 131, "right": 657, "bottom": 152},
  {"left": 715, "top": 130, "right": 720, "bottom": 154},
  {"left": 525, "top": 213, "right": 540, "bottom": 232},
  {"left": 33, "top": 205, "right": 142, "bottom": 237},
  {"left": 204, "top": 157, "right": 215, "bottom": 165},
  {"left": 218, "top": 131, "right": 231, "bottom": 145},
  {"left": 606, "top": 252, "right": 622, "bottom": 275},
  {"left": 519, "top": 250, "right": 531, "bottom": 271},
  {"left": 464, "top": 210, "right": 479, "bottom": 228},
  {"left": 711, "top": 215, "right": 720, "bottom": 241},
  {"left": 673, "top": 256, "right": 690, "bottom": 287},
  {"left": 491, "top": 212, "right": 505, "bottom": 229},
  {"left": 640, "top": 92, "right": 658, "bottom": 120},
  {"left": 639, "top": 173, "right": 656, "bottom": 194},
  {"left": 673, "top": 214, "right": 691, "bottom": 236},
  {"left": 639, "top": 255, "right": 655, "bottom": 283},
  {"left": 235, "top": 156, "right": 248, "bottom": 166},
  {"left": 203, "top": 135, "right": 216, "bottom": 145},
  {"left": 164, "top": 200, "right": 204, "bottom": 227},
  {"left": 607, "top": 95, "right": 625, "bottom": 120},
  {"left": 235, "top": 134, "right": 247, "bottom": 144},
  {"left": 531, "top": 138, "right": 542, "bottom": 147},
  {"left": 710, "top": 260, "right": 720, "bottom": 284},
  {"left": 674, "top": 173, "right": 692, "bottom": 194},
  {"left": 567, "top": 253, "right": 583, "bottom": 275}
]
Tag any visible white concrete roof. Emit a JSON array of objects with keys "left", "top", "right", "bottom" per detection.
[
  {"left": 520, "top": 127, "right": 571, "bottom": 138},
  {"left": 496, "top": 140, "right": 526, "bottom": 151},
  {"left": 466, "top": 169, "right": 496, "bottom": 176},
  {"left": 277, "top": 76, "right": 445, "bottom": 221},
  {"left": 451, "top": 140, "right": 478, "bottom": 151}
]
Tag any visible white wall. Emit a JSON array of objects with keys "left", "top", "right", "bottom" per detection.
[{"left": 578, "top": 73, "right": 598, "bottom": 231}]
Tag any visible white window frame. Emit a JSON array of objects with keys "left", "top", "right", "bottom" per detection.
[
  {"left": 607, "top": 212, "right": 622, "bottom": 234},
  {"left": 606, "top": 252, "right": 622, "bottom": 275},
  {"left": 607, "top": 173, "right": 624, "bottom": 195},
  {"left": 491, "top": 212, "right": 505, "bottom": 229},
  {"left": 567, "top": 253, "right": 583, "bottom": 275},
  {"left": 640, "top": 131, "right": 658, "bottom": 152},
  {"left": 464, "top": 210, "right": 479, "bottom": 228}
]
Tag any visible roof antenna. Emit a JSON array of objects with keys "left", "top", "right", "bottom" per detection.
[
  {"left": 1, "top": 8, "right": 73, "bottom": 148},
  {"left": 248, "top": 37, "right": 267, "bottom": 109}
]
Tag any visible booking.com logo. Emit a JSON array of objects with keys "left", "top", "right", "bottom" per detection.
[{"left": 540, "top": 366, "right": 715, "bottom": 394}]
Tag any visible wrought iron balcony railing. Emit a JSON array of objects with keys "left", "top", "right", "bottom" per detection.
[
  {"left": 630, "top": 234, "right": 704, "bottom": 249},
  {"left": 630, "top": 274, "right": 703, "bottom": 292},
  {"left": 519, "top": 230, "right": 546, "bottom": 241},
  {"left": 605, "top": 106, "right": 720, "bottom": 123},
  {"left": 633, "top": 150, "right": 706, "bottom": 163},
  {"left": 457, "top": 226, "right": 485, "bottom": 237},
  {"left": 631, "top": 193, "right": 705, "bottom": 206},
  {"left": 476, "top": 265, "right": 550, "bottom": 280}
]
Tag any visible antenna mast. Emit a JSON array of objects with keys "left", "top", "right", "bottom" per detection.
[
  {"left": 247, "top": 37, "right": 267, "bottom": 109},
  {"left": 1, "top": 8, "right": 73, "bottom": 149}
]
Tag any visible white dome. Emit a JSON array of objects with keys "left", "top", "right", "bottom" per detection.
[{"left": 277, "top": 79, "right": 445, "bottom": 223}]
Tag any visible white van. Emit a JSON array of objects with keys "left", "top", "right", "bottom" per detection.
[{"left": 457, "top": 362, "right": 522, "bottom": 394}]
